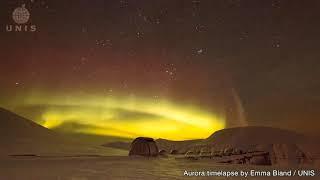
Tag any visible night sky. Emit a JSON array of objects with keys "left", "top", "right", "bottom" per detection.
[{"left": 0, "top": 0, "right": 320, "bottom": 139}]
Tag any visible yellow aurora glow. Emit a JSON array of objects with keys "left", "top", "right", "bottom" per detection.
[{"left": 22, "top": 93, "right": 225, "bottom": 140}]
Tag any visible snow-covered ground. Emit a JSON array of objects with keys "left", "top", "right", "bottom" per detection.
[{"left": 0, "top": 156, "right": 319, "bottom": 180}]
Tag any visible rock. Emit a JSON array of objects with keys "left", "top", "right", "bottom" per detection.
[
  {"left": 223, "top": 147, "right": 233, "bottom": 156},
  {"left": 250, "top": 156, "right": 271, "bottom": 165},
  {"left": 199, "top": 151, "right": 211, "bottom": 158},
  {"left": 185, "top": 150, "right": 193, "bottom": 155},
  {"left": 185, "top": 150, "right": 196, "bottom": 158},
  {"left": 232, "top": 158, "right": 244, "bottom": 164},
  {"left": 271, "top": 144, "right": 312, "bottom": 165},
  {"left": 249, "top": 152, "right": 271, "bottom": 165},
  {"left": 129, "top": 137, "right": 158, "bottom": 157},
  {"left": 158, "top": 149, "right": 167, "bottom": 156},
  {"left": 156, "top": 138, "right": 202, "bottom": 154},
  {"left": 211, "top": 150, "right": 223, "bottom": 157},
  {"left": 233, "top": 148, "right": 243, "bottom": 155},
  {"left": 295, "top": 149, "right": 312, "bottom": 164},
  {"left": 170, "top": 149, "right": 179, "bottom": 155}
]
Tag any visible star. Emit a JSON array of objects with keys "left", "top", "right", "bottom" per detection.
[
  {"left": 273, "top": 43, "right": 280, "bottom": 48},
  {"left": 136, "top": 32, "right": 144, "bottom": 39},
  {"left": 164, "top": 63, "right": 177, "bottom": 80},
  {"left": 197, "top": 48, "right": 205, "bottom": 55},
  {"left": 195, "top": 24, "right": 206, "bottom": 32}
]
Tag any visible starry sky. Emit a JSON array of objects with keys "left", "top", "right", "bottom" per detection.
[{"left": 0, "top": 0, "right": 320, "bottom": 139}]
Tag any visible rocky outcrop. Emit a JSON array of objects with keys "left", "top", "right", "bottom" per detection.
[
  {"left": 156, "top": 138, "right": 201, "bottom": 154},
  {"left": 158, "top": 149, "right": 167, "bottom": 156},
  {"left": 271, "top": 144, "right": 312, "bottom": 165},
  {"left": 249, "top": 152, "right": 272, "bottom": 165},
  {"left": 170, "top": 149, "right": 179, "bottom": 155}
]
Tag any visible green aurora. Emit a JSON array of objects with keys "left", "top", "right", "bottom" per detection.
[{"left": 2, "top": 91, "right": 225, "bottom": 140}]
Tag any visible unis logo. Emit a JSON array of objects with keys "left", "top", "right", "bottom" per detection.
[{"left": 6, "top": 4, "right": 37, "bottom": 32}]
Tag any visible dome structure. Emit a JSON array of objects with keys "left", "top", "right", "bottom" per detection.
[{"left": 129, "top": 137, "right": 158, "bottom": 157}]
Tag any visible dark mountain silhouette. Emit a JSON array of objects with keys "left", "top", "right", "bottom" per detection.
[
  {"left": 205, "top": 126, "right": 310, "bottom": 147},
  {"left": 0, "top": 107, "right": 56, "bottom": 139},
  {"left": 0, "top": 107, "right": 127, "bottom": 156}
]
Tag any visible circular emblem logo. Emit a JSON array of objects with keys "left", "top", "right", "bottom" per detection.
[{"left": 12, "top": 4, "right": 30, "bottom": 24}]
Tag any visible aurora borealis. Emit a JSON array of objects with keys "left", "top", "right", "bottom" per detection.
[
  {"left": 8, "top": 92, "right": 225, "bottom": 140},
  {"left": 1, "top": 0, "right": 320, "bottom": 140}
]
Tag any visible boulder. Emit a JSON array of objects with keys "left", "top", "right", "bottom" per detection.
[
  {"left": 185, "top": 150, "right": 197, "bottom": 158},
  {"left": 232, "top": 158, "right": 245, "bottom": 164},
  {"left": 223, "top": 147, "right": 233, "bottom": 156},
  {"left": 211, "top": 150, "right": 223, "bottom": 157},
  {"left": 249, "top": 152, "right": 271, "bottom": 165},
  {"left": 158, "top": 149, "right": 167, "bottom": 156},
  {"left": 129, "top": 137, "right": 158, "bottom": 157},
  {"left": 199, "top": 148, "right": 211, "bottom": 158},
  {"left": 199, "top": 151, "right": 211, "bottom": 158},
  {"left": 250, "top": 156, "right": 271, "bottom": 165},
  {"left": 271, "top": 143, "right": 312, "bottom": 165},
  {"left": 170, "top": 149, "right": 179, "bottom": 155},
  {"left": 233, "top": 148, "right": 243, "bottom": 155}
]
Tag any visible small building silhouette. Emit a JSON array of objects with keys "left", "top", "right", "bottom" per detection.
[{"left": 129, "top": 137, "right": 158, "bottom": 156}]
